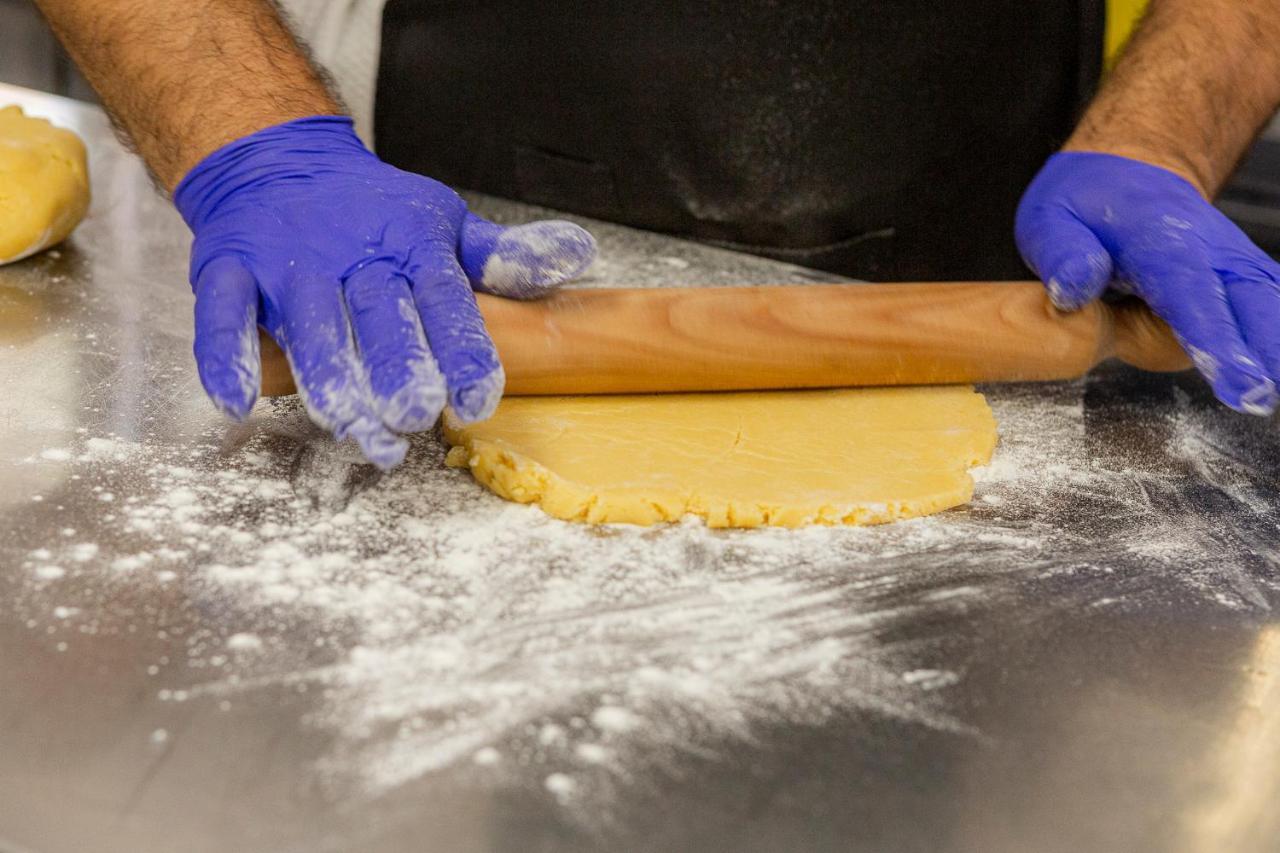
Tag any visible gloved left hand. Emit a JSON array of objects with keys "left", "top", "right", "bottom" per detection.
[
  {"left": 1016, "top": 150, "right": 1280, "bottom": 416},
  {"left": 175, "top": 116, "right": 596, "bottom": 469}
]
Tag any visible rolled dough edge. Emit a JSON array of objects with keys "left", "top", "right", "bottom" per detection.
[{"left": 442, "top": 429, "right": 996, "bottom": 529}]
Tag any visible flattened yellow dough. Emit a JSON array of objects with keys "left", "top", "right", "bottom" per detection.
[
  {"left": 0, "top": 105, "right": 90, "bottom": 265},
  {"left": 443, "top": 387, "right": 998, "bottom": 528}
]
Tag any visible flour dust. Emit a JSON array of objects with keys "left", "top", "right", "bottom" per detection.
[{"left": 9, "top": 375, "right": 1280, "bottom": 817}]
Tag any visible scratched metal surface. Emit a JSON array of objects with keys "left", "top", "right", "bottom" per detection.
[{"left": 1, "top": 84, "right": 1278, "bottom": 853}]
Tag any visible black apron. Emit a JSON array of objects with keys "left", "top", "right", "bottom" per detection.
[{"left": 375, "top": 1, "right": 1104, "bottom": 281}]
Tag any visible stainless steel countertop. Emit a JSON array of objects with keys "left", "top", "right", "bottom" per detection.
[{"left": 1, "top": 84, "right": 1278, "bottom": 853}]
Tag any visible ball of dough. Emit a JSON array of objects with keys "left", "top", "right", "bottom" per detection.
[{"left": 0, "top": 105, "right": 90, "bottom": 265}]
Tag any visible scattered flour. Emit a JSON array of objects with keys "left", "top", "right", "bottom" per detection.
[
  {"left": 591, "top": 706, "right": 643, "bottom": 735},
  {"left": 225, "top": 632, "right": 264, "bottom": 651},
  {"left": 544, "top": 772, "right": 577, "bottom": 799},
  {"left": 902, "top": 669, "right": 961, "bottom": 691},
  {"left": 69, "top": 543, "right": 98, "bottom": 562},
  {"left": 8, "top": 378, "right": 1280, "bottom": 816},
  {"left": 472, "top": 747, "right": 502, "bottom": 766}
]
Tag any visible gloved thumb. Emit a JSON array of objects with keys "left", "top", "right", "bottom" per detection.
[
  {"left": 458, "top": 212, "right": 597, "bottom": 300},
  {"left": 1015, "top": 202, "right": 1113, "bottom": 312}
]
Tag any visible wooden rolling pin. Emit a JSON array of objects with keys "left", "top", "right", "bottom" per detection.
[{"left": 257, "top": 281, "right": 1190, "bottom": 397}]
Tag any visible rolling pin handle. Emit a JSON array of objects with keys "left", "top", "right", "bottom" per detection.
[{"left": 1109, "top": 298, "right": 1192, "bottom": 373}]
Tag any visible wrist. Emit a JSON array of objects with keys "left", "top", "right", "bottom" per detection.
[
  {"left": 1062, "top": 134, "right": 1211, "bottom": 199},
  {"left": 1041, "top": 150, "right": 1208, "bottom": 203},
  {"left": 164, "top": 102, "right": 344, "bottom": 192},
  {"left": 1061, "top": 0, "right": 1280, "bottom": 201}
]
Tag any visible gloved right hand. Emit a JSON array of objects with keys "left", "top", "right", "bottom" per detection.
[
  {"left": 175, "top": 116, "right": 596, "bottom": 469},
  {"left": 1016, "top": 151, "right": 1280, "bottom": 416}
]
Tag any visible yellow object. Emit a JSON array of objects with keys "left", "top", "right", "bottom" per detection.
[
  {"left": 0, "top": 105, "right": 90, "bottom": 265},
  {"left": 1106, "top": 0, "right": 1149, "bottom": 66},
  {"left": 443, "top": 387, "right": 998, "bottom": 528}
]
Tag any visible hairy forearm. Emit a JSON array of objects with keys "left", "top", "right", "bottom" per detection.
[
  {"left": 33, "top": 0, "right": 341, "bottom": 190},
  {"left": 1068, "top": 0, "right": 1280, "bottom": 197}
]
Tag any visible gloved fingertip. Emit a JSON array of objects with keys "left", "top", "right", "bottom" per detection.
[
  {"left": 207, "top": 385, "right": 258, "bottom": 422},
  {"left": 192, "top": 256, "right": 262, "bottom": 422},
  {"left": 465, "top": 220, "right": 598, "bottom": 299},
  {"left": 1045, "top": 251, "right": 1112, "bottom": 311},
  {"left": 196, "top": 355, "right": 260, "bottom": 422},
  {"left": 1225, "top": 356, "right": 1280, "bottom": 416},
  {"left": 1189, "top": 345, "right": 1280, "bottom": 416},
  {"left": 375, "top": 374, "right": 447, "bottom": 434},
  {"left": 347, "top": 417, "right": 410, "bottom": 470},
  {"left": 1236, "top": 379, "right": 1280, "bottom": 417},
  {"left": 449, "top": 365, "right": 505, "bottom": 423}
]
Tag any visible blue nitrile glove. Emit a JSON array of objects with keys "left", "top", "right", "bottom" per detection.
[
  {"left": 175, "top": 116, "right": 596, "bottom": 468},
  {"left": 1017, "top": 151, "right": 1280, "bottom": 416}
]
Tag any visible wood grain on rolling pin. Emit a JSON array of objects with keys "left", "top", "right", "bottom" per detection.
[{"left": 258, "top": 282, "right": 1191, "bottom": 397}]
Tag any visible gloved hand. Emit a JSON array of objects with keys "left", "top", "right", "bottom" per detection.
[
  {"left": 1016, "top": 151, "right": 1280, "bottom": 416},
  {"left": 175, "top": 116, "right": 596, "bottom": 468}
]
